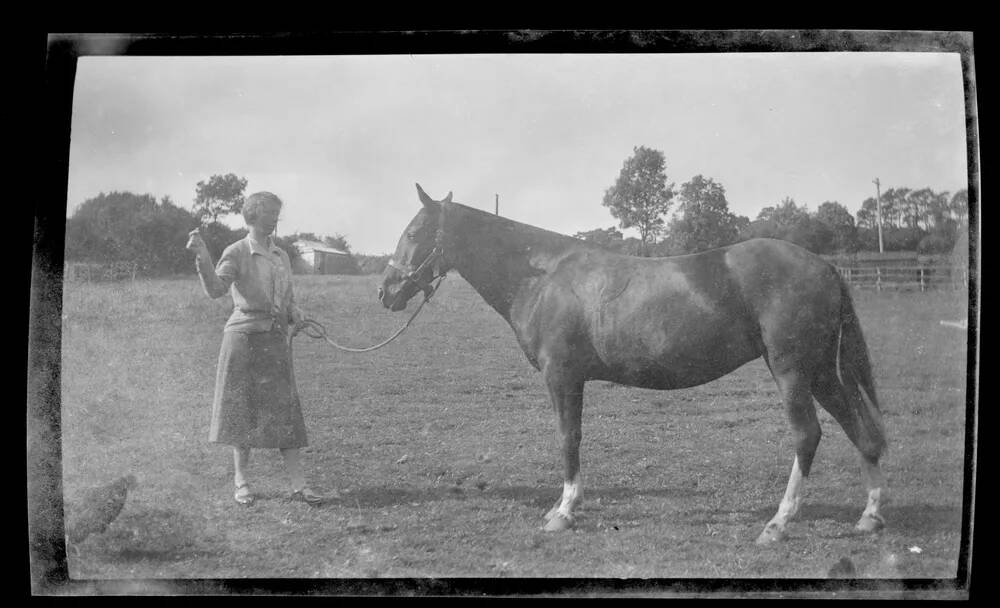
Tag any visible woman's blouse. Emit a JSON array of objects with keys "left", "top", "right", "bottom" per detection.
[{"left": 205, "top": 235, "right": 301, "bottom": 333}]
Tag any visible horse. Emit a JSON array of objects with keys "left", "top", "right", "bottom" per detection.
[{"left": 378, "top": 184, "right": 888, "bottom": 544}]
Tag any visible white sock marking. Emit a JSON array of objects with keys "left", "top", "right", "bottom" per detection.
[
  {"left": 556, "top": 475, "right": 582, "bottom": 518},
  {"left": 861, "top": 458, "right": 886, "bottom": 520},
  {"left": 767, "top": 456, "right": 805, "bottom": 530}
]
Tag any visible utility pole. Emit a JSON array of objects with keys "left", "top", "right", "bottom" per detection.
[
  {"left": 873, "top": 177, "right": 884, "bottom": 253},
  {"left": 495, "top": 193, "right": 499, "bottom": 216}
]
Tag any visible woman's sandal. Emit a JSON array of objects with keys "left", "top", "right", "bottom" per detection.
[
  {"left": 290, "top": 487, "right": 335, "bottom": 506},
  {"left": 234, "top": 482, "right": 255, "bottom": 506}
]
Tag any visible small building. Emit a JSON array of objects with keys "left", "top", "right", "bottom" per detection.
[{"left": 292, "top": 240, "right": 358, "bottom": 275}]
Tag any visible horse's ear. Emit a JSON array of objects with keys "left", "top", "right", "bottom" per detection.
[
  {"left": 416, "top": 183, "right": 435, "bottom": 208},
  {"left": 443, "top": 191, "right": 453, "bottom": 204}
]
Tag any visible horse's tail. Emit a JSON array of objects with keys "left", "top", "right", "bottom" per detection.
[{"left": 835, "top": 276, "right": 888, "bottom": 460}]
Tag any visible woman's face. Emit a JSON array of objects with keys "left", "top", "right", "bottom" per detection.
[{"left": 252, "top": 200, "right": 282, "bottom": 236}]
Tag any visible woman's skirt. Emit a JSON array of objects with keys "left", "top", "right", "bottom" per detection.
[{"left": 209, "top": 328, "right": 308, "bottom": 448}]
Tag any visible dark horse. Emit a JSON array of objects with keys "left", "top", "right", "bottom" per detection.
[{"left": 379, "top": 185, "right": 887, "bottom": 543}]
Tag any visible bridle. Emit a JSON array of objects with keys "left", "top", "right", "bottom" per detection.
[
  {"left": 382, "top": 203, "right": 450, "bottom": 310},
  {"left": 385, "top": 246, "right": 445, "bottom": 304}
]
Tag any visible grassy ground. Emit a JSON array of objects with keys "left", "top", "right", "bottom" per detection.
[{"left": 58, "top": 274, "right": 971, "bottom": 583}]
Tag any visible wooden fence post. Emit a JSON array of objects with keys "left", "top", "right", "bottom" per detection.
[
  {"left": 919, "top": 267, "right": 925, "bottom": 292},
  {"left": 876, "top": 266, "right": 882, "bottom": 292}
]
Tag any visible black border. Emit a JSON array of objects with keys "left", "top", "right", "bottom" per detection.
[{"left": 30, "top": 30, "right": 980, "bottom": 598}]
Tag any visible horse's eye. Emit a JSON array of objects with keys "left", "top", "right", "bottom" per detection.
[{"left": 407, "top": 232, "right": 417, "bottom": 240}]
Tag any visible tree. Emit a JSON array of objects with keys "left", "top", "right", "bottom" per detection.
[
  {"left": 745, "top": 197, "right": 809, "bottom": 239},
  {"left": 786, "top": 217, "right": 834, "bottom": 254},
  {"left": 192, "top": 174, "right": 248, "bottom": 223},
  {"left": 286, "top": 232, "right": 352, "bottom": 253},
  {"left": 66, "top": 191, "right": 156, "bottom": 262},
  {"left": 65, "top": 191, "right": 201, "bottom": 275},
  {"left": 573, "top": 226, "right": 624, "bottom": 250},
  {"left": 856, "top": 197, "right": 879, "bottom": 230},
  {"left": 926, "top": 190, "right": 952, "bottom": 228},
  {"left": 905, "top": 188, "right": 937, "bottom": 230},
  {"left": 855, "top": 227, "right": 880, "bottom": 251},
  {"left": 879, "top": 187, "right": 910, "bottom": 229},
  {"left": 355, "top": 253, "right": 392, "bottom": 275},
  {"left": 602, "top": 146, "right": 675, "bottom": 256},
  {"left": 950, "top": 189, "right": 969, "bottom": 223},
  {"left": 742, "top": 197, "right": 833, "bottom": 254},
  {"left": 618, "top": 237, "right": 644, "bottom": 256},
  {"left": 917, "top": 233, "right": 953, "bottom": 254},
  {"left": 291, "top": 232, "right": 323, "bottom": 243},
  {"left": 881, "top": 226, "right": 923, "bottom": 251},
  {"left": 815, "top": 201, "right": 858, "bottom": 253},
  {"left": 323, "top": 234, "right": 352, "bottom": 253},
  {"left": 201, "top": 222, "right": 248, "bottom": 264},
  {"left": 133, "top": 196, "right": 202, "bottom": 274},
  {"left": 667, "top": 175, "right": 745, "bottom": 254}
]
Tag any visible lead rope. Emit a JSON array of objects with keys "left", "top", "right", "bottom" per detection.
[
  {"left": 291, "top": 274, "right": 446, "bottom": 353},
  {"left": 294, "top": 199, "right": 450, "bottom": 353}
]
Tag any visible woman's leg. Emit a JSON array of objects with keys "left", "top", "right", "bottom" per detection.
[
  {"left": 234, "top": 445, "right": 251, "bottom": 487},
  {"left": 233, "top": 446, "right": 255, "bottom": 504},
  {"left": 281, "top": 448, "right": 335, "bottom": 504},
  {"left": 280, "top": 448, "right": 308, "bottom": 491}
]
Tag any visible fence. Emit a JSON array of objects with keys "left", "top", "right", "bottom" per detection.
[{"left": 835, "top": 265, "right": 968, "bottom": 291}]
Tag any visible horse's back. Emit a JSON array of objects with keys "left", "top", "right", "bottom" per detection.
[{"left": 510, "top": 238, "right": 844, "bottom": 387}]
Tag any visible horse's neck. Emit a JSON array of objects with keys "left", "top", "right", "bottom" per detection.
[{"left": 447, "top": 206, "right": 578, "bottom": 320}]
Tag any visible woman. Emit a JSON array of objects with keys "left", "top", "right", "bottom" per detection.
[{"left": 186, "top": 191, "right": 329, "bottom": 506}]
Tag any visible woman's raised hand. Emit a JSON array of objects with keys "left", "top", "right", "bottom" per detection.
[{"left": 186, "top": 228, "right": 208, "bottom": 254}]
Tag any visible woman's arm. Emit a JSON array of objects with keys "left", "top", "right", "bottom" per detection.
[
  {"left": 284, "top": 254, "right": 306, "bottom": 327},
  {"left": 187, "top": 229, "right": 234, "bottom": 299}
]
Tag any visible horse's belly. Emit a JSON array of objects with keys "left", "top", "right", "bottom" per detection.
[
  {"left": 597, "top": 349, "right": 758, "bottom": 389},
  {"left": 593, "top": 322, "right": 761, "bottom": 390}
]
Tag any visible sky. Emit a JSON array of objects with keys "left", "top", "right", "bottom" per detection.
[{"left": 66, "top": 51, "right": 970, "bottom": 255}]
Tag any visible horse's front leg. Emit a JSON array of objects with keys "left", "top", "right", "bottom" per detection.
[{"left": 541, "top": 367, "right": 585, "bottom": 532}]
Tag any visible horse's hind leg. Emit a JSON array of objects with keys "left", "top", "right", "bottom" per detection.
[
  {"left": 757, "top": 370, "right": 821, "bottom": 545},
  {"left": 541, "top": 366, "right": 585, "bottom": 532},
  {"left": 811, "top": 370, "right": 887, "bottom": 533}
]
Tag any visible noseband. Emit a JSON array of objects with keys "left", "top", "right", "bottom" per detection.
[{"left": 386, "top": 246, "right": 445, "bottom": 299}]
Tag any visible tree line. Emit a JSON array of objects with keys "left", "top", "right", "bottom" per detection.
[
  {"left": 63, "top": 174, "right": 372, "bottom": 277},
  {"left": 589, "top": 145, "right": 969, "bottom": 257},
  {"left": 66, "top": 153, "right": 970, "bottom": 280}
]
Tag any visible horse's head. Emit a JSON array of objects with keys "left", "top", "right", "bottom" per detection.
[{"left": 378, "top": 184, "right": 452, "bottom": 311}]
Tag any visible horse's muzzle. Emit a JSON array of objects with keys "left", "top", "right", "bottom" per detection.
[{"left": 377, "top": 284, "right": 409, "bottom": 311}]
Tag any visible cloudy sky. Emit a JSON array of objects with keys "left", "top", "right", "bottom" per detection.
[{"left": 66, "top": 51, "right": 969, "bottom": 255}]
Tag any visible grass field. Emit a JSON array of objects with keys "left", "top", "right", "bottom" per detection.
[{"left": 58, "top": 273, "right": 972, "bottom": 585}]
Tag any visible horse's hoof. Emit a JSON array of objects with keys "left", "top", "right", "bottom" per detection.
[
  {"left": 855, "top": 514, "right": 885, "bottom": 533},
  {"left": 542, "top": 513, "right": 574, "bottom": 532},
  {"left": 755, "top": 524, "right": 787, "bottom": 545}
]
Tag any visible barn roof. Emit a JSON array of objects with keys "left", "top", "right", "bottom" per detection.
[{"left": 293, "top": 240, "right": 350, "bottom": 256}]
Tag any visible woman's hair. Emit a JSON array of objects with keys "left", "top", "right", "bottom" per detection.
[{"left": 242, "top": 191, "right": 283, "bottom": 224}]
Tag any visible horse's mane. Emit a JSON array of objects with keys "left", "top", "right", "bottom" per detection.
[{"left": 446, "top": 201, "right": 608, "bottom": 253}]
